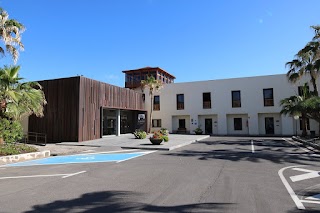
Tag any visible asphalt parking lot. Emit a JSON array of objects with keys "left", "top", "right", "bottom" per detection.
[{"left": 0, "top": 136, "right": 320, "bottom": 213}]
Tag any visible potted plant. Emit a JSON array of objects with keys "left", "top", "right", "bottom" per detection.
[
  {"left": 160, "top": 128, "right": 169, "bottom": 142},
  {"left": 194, "top": 125, "right": 203, "bottom": 135},
  {"left": 133, "top": 129, "right": 147, "bottom": 139},
  {"left": 149, "top": 130, "right": 164, "bottom": 145}
]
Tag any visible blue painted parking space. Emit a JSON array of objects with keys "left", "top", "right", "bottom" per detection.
[{"left": 4, "top": 151, "right": 154, "bottom": 167}]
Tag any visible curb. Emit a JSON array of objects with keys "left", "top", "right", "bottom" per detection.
[
  {"left": 0, "top": 150, "right": 50, "bottom": 165},
  {"left": 121, "top": 135, "right": 210, "bottom": 151},
  {"left": 292, "top": 136, "right": 320, "bottom": 151}
]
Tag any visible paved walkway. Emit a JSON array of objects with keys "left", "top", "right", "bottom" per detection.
[
  {"left": 60, "top": 134, "right": 210, "bottom": 150},
  {"left": 31, "top": 134, "right": 210, "bottom": 155}
]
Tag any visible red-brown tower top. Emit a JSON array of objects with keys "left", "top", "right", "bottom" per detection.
[{"left": 122, "top": 67, "right": 176, "bottom": 89}]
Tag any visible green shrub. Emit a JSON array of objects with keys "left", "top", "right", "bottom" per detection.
[
  {"left": 160, "top": 128, "right": 169, "bottom": 136},
  {"left": 162, "top": 135, "right": 169, "bottom": 142},
  {"left": 0, "top": 118, "right": 23, "bottom": 144},
  {"left": 0, "top": 143, "right": 38, "bottom": 156},
  {"left": 133, "top": 129, "right": 147, "bottom": 139}
]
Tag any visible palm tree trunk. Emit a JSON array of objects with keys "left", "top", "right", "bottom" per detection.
[
  {"left": 149, "top": 95, "right": 153, "bottom": 133},
  {"left": 301, "top": 115, "right": 308, "bottom": 137},
  {"left": 311, "top": 77, "right": 319, "bottom": 96}
]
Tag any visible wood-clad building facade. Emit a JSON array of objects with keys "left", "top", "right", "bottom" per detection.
[{"left": 29, "top": 76, "right": 146, "bottom": 142}]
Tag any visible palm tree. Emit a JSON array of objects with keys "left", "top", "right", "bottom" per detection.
[
  {"left": 286, "top": 26, "right": 320, "bottom": 96},
  {"left": 0, "top": 8, "right": 25, "bottom": 63},
  {"left": 141, "top": 76, "right": 163, "bottom": 133},
  {"left": 280, "top": 95, "right": 308, "bottom": 136},
  {"left": 286, "top": 50, "right": 319, "bottom": 96},
  {"left": 0, "top": 65, "right": 46, "bottom": 120}
]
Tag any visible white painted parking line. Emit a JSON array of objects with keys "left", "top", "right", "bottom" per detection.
[
  {"left": 251, "top": 140, "right": 255, "bottom": 153},
  {"left": 282, "top": 138, "right": 310, "bottom": 152},
  {"left": 305, "top": 193, "right": 320, "bottom": 201},
  {"left": 62, "top": 171, "right": 86, "bottom": 178},
  {"left": 0, "top": 171, "right": 86, "bottom": 180},
  {"left": 278, "top": 165, "right": 306, "bottom": 210},
  {"left": 116, "top": 151, "right": 157, "bottom": 163},
  {"left": 290, "top": 168, "right": 320, "bottom": 182}
]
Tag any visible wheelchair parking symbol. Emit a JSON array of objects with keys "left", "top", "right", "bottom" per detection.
[{"left": 279, "top": 165, "right": 320, "bottom": 210}]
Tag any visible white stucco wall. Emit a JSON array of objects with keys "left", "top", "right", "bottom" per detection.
[{"left": 140, "top": 74, "right": 319, "bottom": 136}]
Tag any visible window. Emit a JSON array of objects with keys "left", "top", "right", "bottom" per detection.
[
  {"left": 177, "top": 94, "right": 184, "bottom": 110},
  {"left": 153, "top": 95, "right": 160, "bottom": 110},
  {"left": 232, "top": 91, "right": 241, "bottom": 108},
  {"left": 263, "top": 88, "right": 274, "bottom": 106},
  {"left": 152, "top": 119, "right": 162, "bottom": 128},
  {"left": 298, "top": 86, "right": 309, "bottom": 96},
  {"left": 300, "top": 118, "right": 310, "bottom": 130},
  {"left": 234, "top": 118, "right": 242, "bottom": 130},
  {"left": 203, "top": 92, "right": 211, "bottom": 109}
]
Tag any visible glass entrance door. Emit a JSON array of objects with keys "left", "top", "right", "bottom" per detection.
[
  {"left": 102, "top": 109, "right": 117, "bottom": 136},
  {"left": 205, "top": 119, "right": 213, "bottom": 134}
]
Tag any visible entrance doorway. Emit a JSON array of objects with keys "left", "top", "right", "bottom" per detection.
[
  {"left": 205, "top": 119, "right": 213, "bottom": 134},
  {"left": 265, "top": 117, "right": 275, "bottom": 134},
  {"left": 179, "top": 119, "right": 186, "bottom": 129},
  {"left": 102, "top": 109, "right": 117, "bottom": 136},
  {"left": 101, "top": 108, "right": 147, "bottom": 136}
]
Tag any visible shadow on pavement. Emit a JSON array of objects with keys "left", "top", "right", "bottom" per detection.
[
  {"left": 25, "top": 191, "right": 233, "bottom": 213},
  {"left": 164, "top": 139, "right": 319, "bottom": 166}
]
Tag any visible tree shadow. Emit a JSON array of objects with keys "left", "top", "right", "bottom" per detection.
[
  {"left": 25, "top": 190, "right": 233, "bottom": 213},
  {"left": 164, "top": 139, "right": 319, "bottom": 165}
]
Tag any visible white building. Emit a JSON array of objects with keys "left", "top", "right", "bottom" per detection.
[{"left": 142, "top": 74, "right": 319, "bottom": 136}]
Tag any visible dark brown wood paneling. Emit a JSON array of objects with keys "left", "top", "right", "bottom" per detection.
[
  {"left": 78, "top": 76, "right": 145, "bottom": 142},
  {"left": 29, "top": 76, "right": 145, "bottom": 142},
  {"left": 29, "top": 77, "right": 80, "bottom": 142}
]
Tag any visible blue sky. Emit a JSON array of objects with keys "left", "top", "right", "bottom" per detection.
[{"left": 1, "top": 0, "right": 319, "bottom": 87}]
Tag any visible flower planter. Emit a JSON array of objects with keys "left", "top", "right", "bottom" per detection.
[{"left": 149, "top": 138, "right": 163, "bottom": 145}]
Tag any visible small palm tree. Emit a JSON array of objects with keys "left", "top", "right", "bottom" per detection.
[
  {"left": 280, "top": 95, "right": 308, "bottom": 136},
  {"left": 0, "top": 65, "right": 46, "bottom": 120},
  {"left": 0, "top": 8, "right": 25, "bottom": 63},
  {"left": 141, "top": 76, "right": 163, "bottom": 133}
]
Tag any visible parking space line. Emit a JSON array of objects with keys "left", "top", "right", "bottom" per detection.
[
  {"left": 0, "top": 171, "right": 86, "bottom": 180},
  {"left": 278, "top": 165, "right": 306, "bottom": 210},
  {"left": 117, "top": 151, "right": 157, "bottom": 163},
  {"left": 301, "top": 200, "right": 320, "bottom": 204},
  {"left": 251, "top": 140, "right": 255, "bottom": 153},
  {"left": 282, "top": 138, "right": 310, "bottom": 152}
]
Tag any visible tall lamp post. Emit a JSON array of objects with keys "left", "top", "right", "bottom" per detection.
[{"left": 294, "top": 115, "right": 299, "bottom": 136}]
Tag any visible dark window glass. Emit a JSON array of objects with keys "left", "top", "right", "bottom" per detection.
[
  {"left": 234, "top": 118, "right": 242, "bottom": 130},
  {"left": 177, "top": 94, "right": 184, "bottom": 110},
  {"left": 203, "top": 92, "right": 211, "bottom": 109},
  {"left": 232, "top": 91, "right": 241, "bottom": 108},
  {"left": 263, "top": 88, "right": 274, "bottom": 106},
  {"left": 152, "top": 119, "right": 162, "bottom": 127},
  {"left": 153, "top": 95, "right": 160, "bottom": 110}
]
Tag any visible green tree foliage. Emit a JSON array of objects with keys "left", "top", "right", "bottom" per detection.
[
  {"left": 0, "top": 65, "right": 47, "bottom": 121},
  {"left": 141, "top": 76, "right": 163, "bottom": 133},
  {"left": 0, "top": 8, "right": 25, "bottom": 63},
  {"left": 283, "top": 25, "right": 320, "bottom": 136}
]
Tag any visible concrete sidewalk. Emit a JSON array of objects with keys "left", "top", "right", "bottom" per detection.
[{"left": 58, "top": 134, "right": 210, "bottom": 151}]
